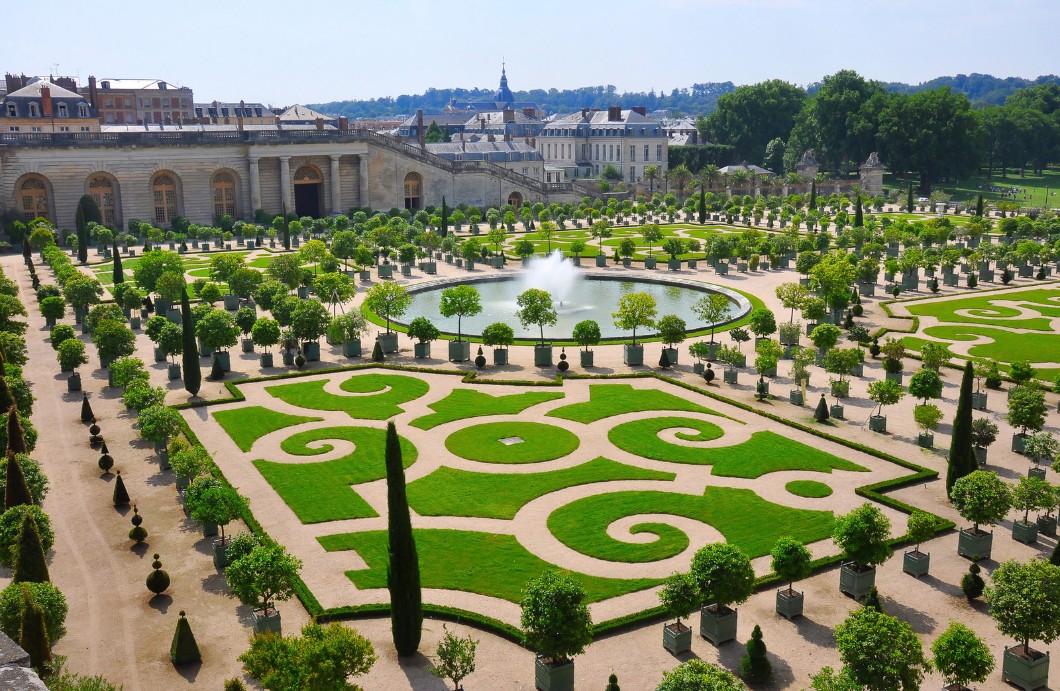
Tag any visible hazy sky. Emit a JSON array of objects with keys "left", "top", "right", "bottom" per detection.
[{"left": 6, "top": 0, "right": 1057, "bottom": 107}]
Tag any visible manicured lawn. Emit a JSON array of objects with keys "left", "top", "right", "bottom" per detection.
[
  {"left": 547, "top": 384, "right": 720, "bottom": 424},
  {"left": 253, "top": 426, "right": 417, "bottom": 523},
  {"left": 922, "top": 325, "right": 1060, "bottom": 364},
  {"left": 212, "top": 406, "right": 322, "bottom": 452},
  {"left": 547, "top": 486, "right": 836, "bottom": 563},
  {"left": 785, "top": 480, "right": 833, "bottom": 498},
  {"left": 607, "top": 420, "right": 866, "bottom": 477},
  {"left": 407, "top": 457, "right": 675, "bottom": 519},
  {"left": 906, "top": 288, "right": 1060, "bottom": 331},
  {"left": 940, "top": 168, "right": 1060, "bottom": 207},
  {"left": 410, "top": 389, "right": 564, "bottom": 430},
  {"left": 444, "top": 421, "right": 579, "bottom": 463},
  {"left": 318, "top": 528, "right": 660, "bottom": 604},
  {"left": 264, "top": 373, "right": 430, "bottom": 419}
]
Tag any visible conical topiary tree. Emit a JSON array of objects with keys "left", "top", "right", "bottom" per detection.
[
  {"left": 18, "top": 590, "right": 51, "bottom": 675},
  {"left": 739, "top": 624, "right": 772, "bottom": 683},
  {"left": 181, "top": 288, "right": 200, "bottom": 397},
  {"left": 0, "top": 380, "right": 15, "bottom": 415},
  {"left": 80, "top": 393, "right": 94, "bottom": 423},
  {"left": 170, "top": 610, "right": 201, "bottom": 665},
  {"left": 814, "top": 393, "right": 829, "bottom": 423},
  {"left": 12, "top": 511, "right": 49, "bottom": 584},
  {"left": 146, "top": 553, "right": 170, "bottom": 595},
  {"left": 5, "top": 408, "right": 26, "bottom": 455},
  {"left": 128, "top": 505, "right": 147, "bottom": 544},
  {"left": 372, "top": 340, "right": 385, "bottom": 363},
  {"left": 947, "top": 361, "right": 976, "bottom": 496},
  {"left": 5, "top": 452, "right": 33, "bottom": 510},
  {"left": 112, "top": 470, "right": 130, "bottom": 506},
  {"left": 385, "top": 421, "right": 421, "bottom": 656}
]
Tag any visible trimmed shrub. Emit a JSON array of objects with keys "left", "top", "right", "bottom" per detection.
[
  {"left": 0, "top": 505, "right": 53, "bottom": 569},
  {"left": 112, "top": 470, "right": 130, "bottom": 506},
  {"left": 170, "top": 610, "right": 201, "bottom": 665},
  {"left": 0, "top": 454, "right": 47, "bottom": 506},
  {"left": 12, "top": 511, "right": 49, "bottom": 584},
  {"left": 739, "top": 624, "right": 772, "bottom": 683},
  {"left": 961, "top": 562, "right": 985, "bottom": 601},
  {"left": 0, "top": 581, "right": 67, "bottom": 643},
  {"left": 146, "top": 553, "right": 170, "bottom": 595}
]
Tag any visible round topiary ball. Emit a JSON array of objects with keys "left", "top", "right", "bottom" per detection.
[
  {"left": 294, "top": 354, "right": 306, "bottom": 369},
  {"left": 146, "top": 554, "right": 170, "bottom": 595},
  {"left": 97, "top": 453, "right": 114, "bottom": 474}
]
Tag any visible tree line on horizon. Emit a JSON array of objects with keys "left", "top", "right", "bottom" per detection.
[{"left": 310, "top": 72, "right": 1058, "bottom": 121}]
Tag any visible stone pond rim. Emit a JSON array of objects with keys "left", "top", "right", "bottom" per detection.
[{"left": 391, "top": 273, "right": 753, "bottom": 342}]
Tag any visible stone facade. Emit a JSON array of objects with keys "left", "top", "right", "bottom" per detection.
[
  {"left": 795, "top": 149, "right": 819, "bottom": 180},
  {"left": 859, "top": 152, "right": 885, "bottom": 195},
  {"left": 538, "top": 107, "right": 668, "bottom": 183},
  {"left": 0, "top": 129, "right": 579, "bottom": 229}
]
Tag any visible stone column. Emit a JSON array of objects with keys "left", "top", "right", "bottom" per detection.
[
  {"left": 248, "top": 157, "right": 261, "bottom": 213},
  {"left": 358, "top": 155, "right": 369, "bottom": 209},
  {"left": 330, "top": 154, "right": 342, "bottom": 214},
  {"left": 279, "top": 156, "right": 293, "bottom": 214}
]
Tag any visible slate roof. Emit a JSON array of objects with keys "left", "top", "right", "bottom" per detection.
[{"left": 278, "top": 104, "right": 332, "bottom": 121}]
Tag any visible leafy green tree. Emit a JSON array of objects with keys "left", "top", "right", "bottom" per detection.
[
  {"left": 908, "top": 368, "right": 943, "bottom": 405},
  {"left": 611, "top": 292, "right": 657, "bottom": 347},
  {"left": 266, "top": 253, "right": 305, "bottom": 291},
  {"left": 362, "top": 281, "right": 411, "bottom": 334},
  {"left": 239, "top": 621, "right": 377, "bottom": 691},
  {"left": 1007, "top": 385, "right": 1047, "bottom": 436},
  {"left": 132, "top": 250, "right": 184, "bottom": 294},
  {"left": 291, "top": 299, "right": 330, "bottom": 344},
  {"left": 225, "top": 542, "right": 301, "bottom": 617},
  {"left": 656, "top": 660, "right": 747, "bottom": 691},
  {"left": 770, "top": 536, "right": 811, "bottom": 593},
  {"left": 704, "top": 79, "right": 807, "bottom": 164},
  {"left": 775, "top": 282, "right": 808, "bottom": 322},
  {"left": 187, "top": 482, "right": 247, "bottom": 542},
  {"left": 195, "top": 309, "right": 239, "bottom": 352},
  {"left": 692, "top": 293, "right": 729, "bottom": 345},
  {"left": 658, "top": 571, "right": 699, "bottom": 628},
  {"left": 931, "top": 621, "right": 994, "bottom": 689},
  {"left": 950, "top": 470, "right": 1013, "bottom": 533},
  {"left": 385, "top": 421, "right": 421, "bottom": 656},
  {"left": 430, "top": 625, "right": 477, "bottom": 691},
  {"left": 515, "top": 289, "right": 558, "bottom": 346},
  {"left": 947, "top": 361, "right": 977, "bottom": 495},
  {"left": 832, "top": 503, "right": 891, "bottom": 568},
  {"left": 520, "top": 571, "right": 593, "bottom": 665},
  {"left": 867, "top": 379, "right": 905, "bottom": 417},
  {"left": 439, "top": 285, "right": 482, "bottom": 342},
  {"left": 834, "top": 606, "right": 928, "bottom": 691},
  {"left": 986, "top": 557, "right": 1060, "bottom": 653},
  {"left": 690, "top": 543, "right": 754, "bottom": 612}
]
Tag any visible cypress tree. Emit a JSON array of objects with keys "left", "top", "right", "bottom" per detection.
[
  {"left": 18, "top": 590, "right": 51, "bottom": 675},
  {"left": 947, "top": 360, "right": 976, "bottom": 497},
  {"left": 975, "top": 193, "right": 984, "bottom": 217},
  {"left": 181, "top": 288, "right": 200, "bottom": 396},
  {"left": 282, "top": 216, "right": 291, "bottom": 251},
  {"left": 1051, "top": 542, "right": 1060, "bottom": 567},
  {"left": 809, "top": 179, "right": 817, "bottom": 209},
  {"left": 112, "top": 470, "right": 130, "bottom": 506},
  {"left": 6, "top": 408, "right": 26, "bottom": 455},
  {"left": 80, "top": 393, "right": 94, "bottom": 423},
  {"left": 814, "top": 393, "right": 830, "bottom": 423},
  {"left": 698, "top": 187, "right": 706, "bottom": 224},
  {"left": 112, "top": 238, "right": 124, "bottom": 285},
  {"left": 440, "top": 196, "right": 449, "bottom": 237},
  {"left": 170, "top": 610, "right": 201, "bottom": 665},
  {"left": 5, "top": 453, "right": 33, "bottom": 509},
  {"left": 854, "top": 196, "right": 864, "bottom": 227},
  {"left": 75, "top": 197, "right": 90, "bottom": 265},
  {"left": 0, "top": 378, "right": 15, "bottom": 414},
  {"left": 12, "top": 512, "right": 49, "bottom": 584},
  {"left": 385, "top": 421, "right": 421, "bottom": 656},
  {"left": 906, "top": 182, "right": 914, "bottom": 212}
]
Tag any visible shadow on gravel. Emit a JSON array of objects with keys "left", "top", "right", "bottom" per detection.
[
  {"left": 397, "top": 651, "right": 448, "bottom": 691},
  {"left": 148, "top": 593, "right": 173, "bottom": 614},
  {"left": 792, "top": 615, "right": 835, "bottom": 647},
  {"left": 174, "top": 659, "right": 201, "bottom": 682}
]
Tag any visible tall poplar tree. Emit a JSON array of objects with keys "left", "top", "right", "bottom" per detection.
[
  {"left": 181, "top": 287, "right": 200, "bottom": 396},
  {"left": 854, "top": 196, "right": 864, "bottom": 227},
  {"left": 698, "top": 188, "right": 706, "bottom": 224},
  {"left": 440, "top": 196, "right": 449, "bottom": 237},
  {"left": 947, "top": 360, "right": 976, "bottom": 496},
  {"left": 112, "top": 238, "right": 124, "bottom": 285},
  {"left": 385, "top": 421, "right": 421, "bottom": 656}
]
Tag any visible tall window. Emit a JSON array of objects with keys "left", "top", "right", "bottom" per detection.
[
  {"left": 88, "top": 175, "right": 117, "bottom": 226},
  {"left": 211, "top": 171, "right": 237, "bottom": 219},
  {"left": 57, "top": 103, "right": 68, "bottom": 118},
  {"left": 151, "top": 174, "right": 179, "bottom": 226},
  {"left": 630, "top": 166, "right": 636, "bottom": 182},
  {"left": 78, "top": 103, "right": 89, "bottom": 117},
  {"left": 657, "top": 144, "right": 663, "bottom": 161},
  {"left": 644, "top": 145, "right": 649, "bottom": 160},
  {"left": 630, "top": 145, "right": 636, "bottom": 161},
  {"left": 19, "top": 177, "right": 49, "bottom": 221},
  {"left": 28, "top": 103, "right": 39, "bottom": 117},
  {"left": 403, "top": 172, "right": 422, "bottom": 210}
]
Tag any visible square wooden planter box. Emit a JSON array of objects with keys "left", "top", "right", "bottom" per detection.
[
  {"left": 623, "top": 343, "right": 644, "bottom": 366},
  {"left": 1013, "top": 520, "right": 1039, "bottom": 544},
  {"left": 580, "top": 350, "right": 594, "bottom": 368},
  {"left": 972, "top": 391, "right": 988, "bottom": 410},
  {"left": 213, "top": 539, "right": 229, "bottom": 569},
  {"left": 534, "top": 657, "right": 574, "bottom": 691},
  {"left": 975, "top": 446, "right": 988, "bottom": 466},
  {"left": 839, "top": 562, "right": 876, "bottom": 600},
  {"left": 663, "top": 622, "right": 692, "bottom": 654},
  {"left": 493, "top": 348, "right": 509, "bottom": 365},
  {"left": 775, "top": 589, "right": 803, "bottom": 619},
  {"left": 377, "top": 333, "right": 399, "bottom": 353},
  {"left": 917, "top": 432, "right": 934, "bottom": 448},
  {"left": 789, "top": 390, "right": 804, "bottom": 406},
  {"left": 903, "top": 550, "right": 930, "bottom": 577},
  {"left": 534, "top": 345, "right": 554, "bottom": 367},
  {"left": 830, "top": 404, "right": 844, "bottom": 420},
  {"left": 449, "top": 340, "right": 471, "bottom": 362},
  {"left": 1029, "top": 465, "right": 1046, "bottom": 480},
  {"left": 868, "top": 415, "right": 887, "bottom": 433},
  {"left": 957, "top": 528, "right": 992, "bottom": 561},
  {"left": 699, "top": 605, "right": 738, "bottom": 645},
  {"left": 413, "top": 343, "right": 431, "bottom": 359},
  {"left": 1013, "top": 433, "right": 1027, "bottom": 454},
  {"left": 723, "top": 369, "right": 738, "bottom": 385},
  {"left": 253, "top": 610, "right": 282, "bottom": 636},
  {"left": 1037, "top": 514, "right": 1057, "bottom": 537},
  {"left": 343, "top": 340, "right": 362, "bottom": 358},
  {"left": 1003, "top": 646, "right": 1050, "bottom": 691}
]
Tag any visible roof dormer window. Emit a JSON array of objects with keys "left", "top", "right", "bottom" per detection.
[
  {"left": 78, "top": 103, "right": 89, "bottom": 117},
  {"left": 5, "top": 104, "right": 15, "bottom": 117},
  {"left": 57, "top": 103, "right": 68, "bottom": 118},
  {"left": 28, "top": 103, "right": 40, "bottom": 118}
]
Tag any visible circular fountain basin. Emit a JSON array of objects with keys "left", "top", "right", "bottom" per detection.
[{"left": 400, "top": 274, "right": 751, "bottom": 341}]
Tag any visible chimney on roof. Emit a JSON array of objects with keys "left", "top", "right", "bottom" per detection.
[
  {"left": 5, "top": 74, "right": 26, "bottom": 93},
  {"left": 315, "top": 117, "right": 324, "bottom": 131},
  {"left": 240, "top": 99, "right": 246, "bottom": 109},
  {"left": 461, "top": 138, "right": 466, "bottom": 152},
  {"left": 632, "top": 106, "right": 646, "bottom": 116},
  {"left": 503, "top": 131, "right": 511, "bottom": 142},
  {"left": 608, "top": 106, "right": 621, "bottom": 121},
  {"left": 40, "top": 86, "right": 52, "bottom": 117},
  {"left": 88, "top": 76, "right": 98, "bottom": 109},
  {"left": 522, "top": 107, "right": 535, "bottom": 118},
  {"left": 159, "top": 81, "right": 167, "bottom": 90},
  {"left": 503, "top": 108, "right": 515, "bottom": 123},
  {"left": 338, "top": 116, "right": 349, "bottom": 132},
  {"left": 416, "top": 109, "right": 425, "bottom": 149},
  {"left": 581, "top": 107, "right": 590, "bottom": 118}
]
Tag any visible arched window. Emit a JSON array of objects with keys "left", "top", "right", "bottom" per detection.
[
  {"left": 88, "top": 174, "right": 118, "bottom": 227},
  {"left": 403, "top": 172, "right": 422, "bottom": 211},
  {"left": 151, "top": 173, "right": 179, "bottom": 226},
  {"left": 507, "top": 192, "right": 523, "bottom": 210},
  {"left": 212, "top": 171, "right": 237, "bottom": 219},
  {"left": 294, "top": 165, "right": 321, "bottom": 182},
  {"left": 19, "top": 177, "right": 50, "bottom": 221}
]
